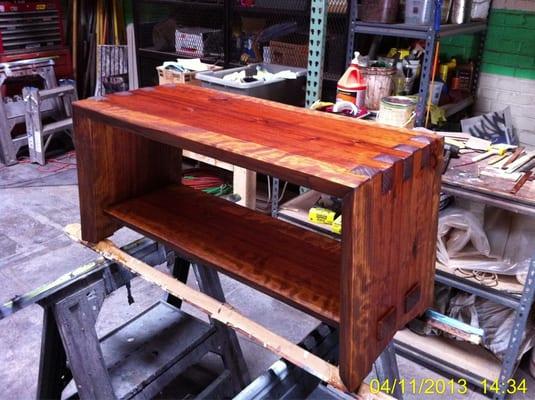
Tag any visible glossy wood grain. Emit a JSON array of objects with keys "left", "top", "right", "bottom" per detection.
[
  {"left": 340, "top": 139, "right": 443, "bottom": 389},
  {"left": 74, "top": 85, "right": 435, "bottom": 197},
  {"left": 105, "top": 184, "right": 342, "bottom": 325},
  {"left": 73, "top": 84, "right": 443, "bottom": 393},
  {"left": 73, "top": 117, "right": 182, "bottom": 242}
]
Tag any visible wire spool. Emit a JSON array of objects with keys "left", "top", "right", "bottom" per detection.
[{"left": 377, "top": 96, "right": 417, "bottom": 128}]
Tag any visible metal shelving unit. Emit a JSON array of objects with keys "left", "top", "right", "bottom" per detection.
[
  {"left": 274, "top": 186, "right": 535, "bottom": 400},
  {"left": 394, "top": 173, "right": 535, "bottom": 399},
  {"left": 133, "top": 0, "right": 349, "bottom": 90},
  {"left": 345, "top": 0, "right": 488, "bottom": 127},
  {"left": 132, "top": 0, "right": 229, "bottom": 87}
]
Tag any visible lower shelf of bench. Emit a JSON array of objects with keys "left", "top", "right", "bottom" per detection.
[{"left": 105, "top": 184, "right": 342, "bottom": 325}]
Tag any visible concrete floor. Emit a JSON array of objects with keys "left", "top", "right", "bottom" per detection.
[{"left": 0, "top": 159, "right": 533, "bottom": 399}]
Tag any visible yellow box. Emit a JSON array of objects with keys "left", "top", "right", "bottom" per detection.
[{"left": 308, "top": 207, "right": 336, "bottom": 225}]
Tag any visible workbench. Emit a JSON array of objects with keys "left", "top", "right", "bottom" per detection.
[
  {"left": 72, "top": 84, "right": 443, "bottom": 391},
  {"left": 443, "top": 154, "right": 535, "bottom": 217}
]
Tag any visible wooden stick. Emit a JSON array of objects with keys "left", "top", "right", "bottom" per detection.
[
  {"left": 64, "top": 224, "right": 392, "bottom": 399},
  {"left": 502, "top": 146, "right": 525, "bottom": 169},
  {"left": 511, "top": 171, "right": 532, "bottom": 195},
  {"left": 425, "top": 41, "right": 440, "bottom": 127}
]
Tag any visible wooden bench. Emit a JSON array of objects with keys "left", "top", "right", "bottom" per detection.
[{"left": 73, "top": 84, "right": 443, "bottom": 392}]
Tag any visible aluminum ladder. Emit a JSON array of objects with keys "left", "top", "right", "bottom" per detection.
[{"left": 23, "top": 81, "right": 77, "bottom": 165}]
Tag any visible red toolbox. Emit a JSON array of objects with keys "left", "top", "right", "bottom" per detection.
[{"left": 0, "top": 1, "right": 72, "bottom": 78}]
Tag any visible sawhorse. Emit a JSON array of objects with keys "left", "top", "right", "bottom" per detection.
[
  {"left": 235, "top": 324, "right": 403, "bottom": 400},
  {"left": 2, "top": 238, "right": 250, "bottom": 399}
]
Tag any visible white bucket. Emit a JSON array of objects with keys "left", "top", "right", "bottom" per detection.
[{"left": 377, "top": 96, "right": 417, "bottom": 128}]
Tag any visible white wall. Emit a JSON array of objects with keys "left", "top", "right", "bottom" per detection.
[{"left": 475, "top": 73, "right": 535, "bottom": 146}]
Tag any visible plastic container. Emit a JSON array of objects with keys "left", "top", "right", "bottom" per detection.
[
  {"left": 471, "top": 0, "right": 491, "bottom": 20},
  {"left": 196, "top": 63, "right": 307, "bottom": 106},
  {"left": 405, "top": 0, "right": 433, "bottom": 25},
  {"left": 430, "top": 81, "right": 444, "bottom": 105},
  {"left": 336, "top": 52, "right": 367, "bottom": 108},
  {"left": 360, "top": 0, "right": 400, "bottom": 23}
]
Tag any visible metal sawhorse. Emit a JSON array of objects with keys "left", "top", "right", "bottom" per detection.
[
  {"left": 1, "top": 238, "right": 250, "bottom": 399},
  {"left": 235, "top": 324, "right": 403, "bottom": 400}
]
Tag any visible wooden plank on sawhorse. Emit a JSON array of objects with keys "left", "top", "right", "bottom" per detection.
[{"left": 20, "top": 239, "right": 248, "bottom": 399}]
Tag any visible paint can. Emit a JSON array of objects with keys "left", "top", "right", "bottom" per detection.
[{"left": 377, "top": 96, "right": 417, "bottom": 128}]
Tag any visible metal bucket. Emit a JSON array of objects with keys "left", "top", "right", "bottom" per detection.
[
  {"left": 377, "top": 96, "right": 417, "bottom": 128},
  {"left": 451, "top": 0, "right": 472, "bottom": 24}
]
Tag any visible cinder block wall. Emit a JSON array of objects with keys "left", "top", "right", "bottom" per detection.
[{"left": 440, "top": 1, "right": 535, "bottom": 145}]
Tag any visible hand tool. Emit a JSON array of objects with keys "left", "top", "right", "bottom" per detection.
[
  {"left": 501, "top": 146, "right": 525, "bottom": 169},
  {"left": 443, "top": 142, "right": 460, "bottom": 173},
  {"left": 505, "top": 151, "right": 535, "bottom": 173},
  {"left": 488, "top": 153, "right": 509, "bottom": 166},
  {"left": 472, "top": 144, "right": 516, "bottom": 163}
]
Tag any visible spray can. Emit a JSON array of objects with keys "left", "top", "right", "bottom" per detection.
[{"left": 336, "top": 52, "right": 367, "bottom": 108}]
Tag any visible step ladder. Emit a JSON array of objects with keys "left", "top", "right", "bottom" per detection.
[
  {"left": 0, "top": 57, "right": 59, "bottom": 166},
  {"left": 23, "top": 81, "right": 78, "bottom": 165}
]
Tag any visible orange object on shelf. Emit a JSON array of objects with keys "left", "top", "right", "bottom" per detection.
[{"left": 336, "top": 51, "right": 367, "bottom": 108}]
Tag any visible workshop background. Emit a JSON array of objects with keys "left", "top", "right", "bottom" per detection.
[
  {"left": 440, "top": 0, "right": 535, "bottom": 145},
  {"left": 1, "top": 0, "right": 535, "bottom": 399}
]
